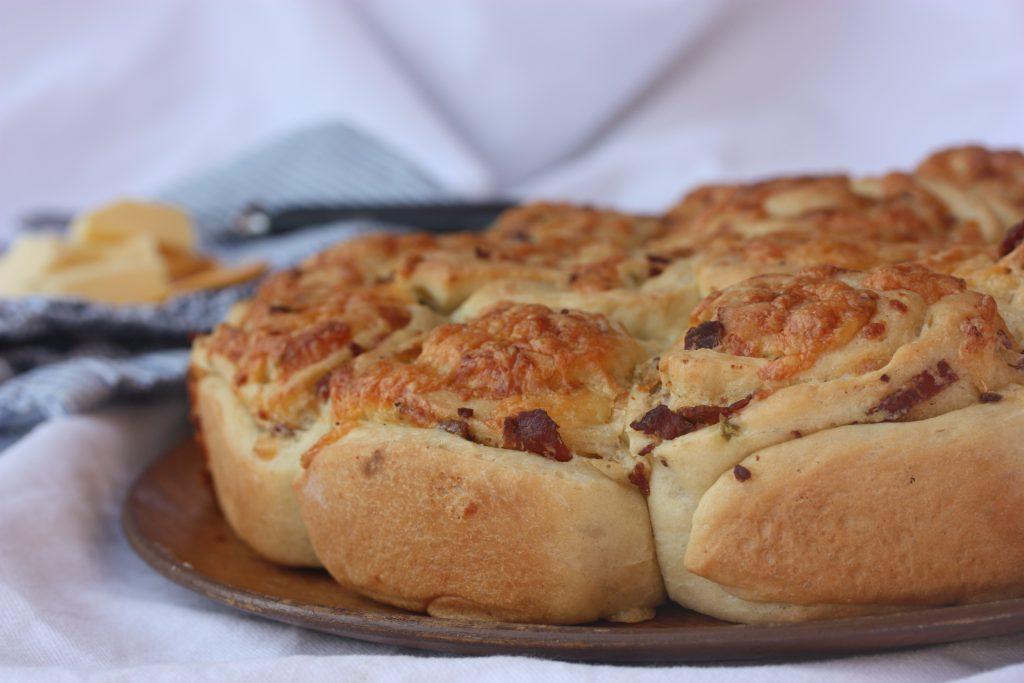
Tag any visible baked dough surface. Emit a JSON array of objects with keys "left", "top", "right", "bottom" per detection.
[{"left": 190, "top": 146, "right": 1024, "bottom": 623}]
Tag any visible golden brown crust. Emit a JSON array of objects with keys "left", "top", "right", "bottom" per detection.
[
  {"left": 686, "top": 264, "right": 981, "bottom": 383},
  {"left": 660, "top": 172, "right": 965, "bottom": 248},
  {"left": 454, "top": 250, "right": 700, "bottom": 345},
  {"left": 193, "top": 372, "right": 324, "bottom": 566},
  {"left": 297, "top": 424, "right": 665, "bottom": 624},
  {"left": 917, "top": 146, "right": 1024, "bottom": 232},
  {"left": 488, "top": 201, "right": 664, "bottom": 250},
  {"left": 687, "top": 390, "right": 1024, "bottom": 607},
  {"left": 691, "top": 266, "right": 881, "bottom": 380},
  {"left": 690, "top": 231, "right": 930, "bottom": 295},
  {"left": 345, "top": 303, "right": 639, "bottom": 402},
  {"left": 205, "top": 290, "right": 415, "bottom": 427},
  {"left": 190, "top": 249, "right": 448, "bottom": 567},
  {"left": 197, "top": 232, "right": 441, "bottom": 432},
  {"left": 918, "top": 145, "right": 1024, "bottom": 187},
  {"left": 860, "top": 262, "right": 967, "bottom": 303}
]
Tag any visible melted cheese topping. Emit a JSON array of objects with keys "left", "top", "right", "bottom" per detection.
[{"left": 191, "top": 146, "right": 1024, "bottom": 471}]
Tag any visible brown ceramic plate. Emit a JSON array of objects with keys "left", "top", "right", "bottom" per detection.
[{"left": 123, "top": 438, "right": 1024, "bottom": 663}]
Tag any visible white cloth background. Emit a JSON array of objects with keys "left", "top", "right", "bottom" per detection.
[{"left": 2, "top": 1, "right": 1024, "bottom": 679}]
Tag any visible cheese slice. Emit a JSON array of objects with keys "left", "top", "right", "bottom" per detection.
[
  {"left": 0, "top": 234, "right": 64, "bottom": 296},
  {"left": 168, "top": 261, "right": 266, "bottom": 296},
  {"left": 70, "top": 199, "right": 196, "bottom": 250},
  {"left": 35, "top": 235, "right": 170, "bottom": 304}
]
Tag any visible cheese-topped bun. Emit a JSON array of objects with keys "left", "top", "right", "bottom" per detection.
[
  {"left": 916, "top": 145, "right": 1024, "bottom": 239},
  {"left": 657, "top": 172, "right": 975, "bottom": 251},
  {"left": 445, "top": 204, "right": 697, "bottom": 344},
  {"left": 690, "top": 231, "right": 938, "bottom": 296},
  {"left": 487, "top": 201, "right": 665, "bottom": 249},
  {"left": 295, "top": 302, "right": 666, "bottom": 623},
  {"left": 914, "top": 222, "right": 1024, "bottom": 341},
  {"left": 191, "top": 234, "right": 444, "bottom": 566},
  {"left": 658, "top": 146, "right": 1024, "bottom": 296},
  {"left": 355, "top": 204, "right": 667, "bottom": 313},
  {"left": 630, "top": 263, "right": 1024, "bottom": 623},
  {"left": 455, "top": 247, "right": 699, "bottom": 345}
]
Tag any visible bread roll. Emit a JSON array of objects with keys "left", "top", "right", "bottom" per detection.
[
  {"left": 630, "top": 264, "right": 1024, "bottom": 622},
  {"left": 297, "top": 302, "right": 666, "bottom": 622},
  {"left": 191, "top": 234, "right": 445, "bottom": 565}
]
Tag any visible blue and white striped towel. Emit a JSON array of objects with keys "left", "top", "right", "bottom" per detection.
[{"left": 0, "top": 123, "right": 447, "bottom": 432}]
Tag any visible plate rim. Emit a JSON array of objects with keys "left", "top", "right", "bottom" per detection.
[{"left": 122, "top": 440, "right": 1024, "bottom": 663}]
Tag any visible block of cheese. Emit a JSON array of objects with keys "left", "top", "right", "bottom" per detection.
[
  {"left": 70, "top": 200, "right": 196, "bottom": 250},
  {"left": 158, "top": 244, "right": 217, "bottom": 280}
]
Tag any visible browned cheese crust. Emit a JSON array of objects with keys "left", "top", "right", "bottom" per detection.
[{"left": 189, "top": 146, "right": 1024, "bottom": 624}]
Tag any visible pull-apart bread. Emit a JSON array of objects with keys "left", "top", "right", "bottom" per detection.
[{"left": 190, "top": 146, "right": 1024, "bottom": 624}]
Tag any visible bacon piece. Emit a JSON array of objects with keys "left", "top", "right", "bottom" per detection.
[
  {"left": 724, "top": 395, "right": 753, "bottom": 413},
  {"left": 679, "top": 396, "right": 749, "bottom": 424},
  {"left": 629, "top": 462, "right": 650, "bottom": 496},
  {"left": 867, "top": 361, "right": 958, "bottom": 419},
  {"left": 457, "top": 406, "right": 474, "bottom": 418},
  {"left": 861, "top": 322, "right": 886, "bottom": 340},
  {"left": 684, "top": 320, "right": 725, "bottom": 350},
  {"left": 999, "top": 219, "right": 1024, "bottom": 257},
  {"left": 647, "top": 254, "right": 671, "bottom": 278},
  {"left": 630, "top": 404, "right": 695, "bottom": 440},
  {"left": 630, "top": 395, "right": 752, "bottom": 440},
  {"left": 438, "top": 419, "right": 472, "bottom": 441},
  {"left": 502, "top": 409, "right": 572, "bottom": 461},
  {"left": 676, "top": 404, "right": 728, "bottom": 425}
]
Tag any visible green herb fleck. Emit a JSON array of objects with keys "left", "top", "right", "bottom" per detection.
[{"left": 719, "top": 415, "right": 740, "bottom": 441}]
